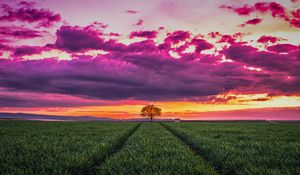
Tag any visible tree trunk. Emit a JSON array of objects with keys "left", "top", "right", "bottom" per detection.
[{"left": 150, "top": 117, "right": 153, "bottom": 122}]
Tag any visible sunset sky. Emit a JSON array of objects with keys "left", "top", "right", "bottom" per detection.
[{"left": 0, "top": 0, "right": 299, "bottom": 120}]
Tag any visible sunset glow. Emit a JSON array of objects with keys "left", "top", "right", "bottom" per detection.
[{"left": 0, "top": 0, "right": 299, "bottom": 120}]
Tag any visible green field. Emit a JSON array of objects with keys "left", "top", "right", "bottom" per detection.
[{"left": 0, "top": 121, "right": 299, "bottom": 175}]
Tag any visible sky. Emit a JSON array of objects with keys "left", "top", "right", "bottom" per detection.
[{"left": 0, "top": 0, "right": 299, "bottom": 120}]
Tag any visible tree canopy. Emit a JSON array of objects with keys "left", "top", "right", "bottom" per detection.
[{"left": 141, "top": 105, "right": 161, "bottom": 122}]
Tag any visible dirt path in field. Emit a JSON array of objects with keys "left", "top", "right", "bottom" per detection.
[
  {"left": 161, "top": 123, "right": 220, "bottom": 175},
  {"left": 75, "top": 122, "right": 142, "bottom": 175}
]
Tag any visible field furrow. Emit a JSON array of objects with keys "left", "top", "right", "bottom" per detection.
[
  {"left": 163, "top": 122, "right": 300, "bottom": 175},
  {"left": 96, "top": 122, "right": 217, "bottom": 175},
  {"left": 77, "top": 122, "right": 142, "bottom": 175},
  {"left": 161, "top": 122, "right": 221, "bottom": 174},
  {"left": 0, "top": 121, "right": 139, "bottom": 175}
]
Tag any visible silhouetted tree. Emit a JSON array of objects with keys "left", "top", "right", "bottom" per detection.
[{"left": 141, "top": 105, "right": 161, "bottom": 122}]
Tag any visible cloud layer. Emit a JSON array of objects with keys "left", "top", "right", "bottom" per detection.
[
  {"left": 0, "top": 0, "right": 299, "bottom": 110},
  {"left": 1, "top": 25, "right": 299, "bottom": 106}
]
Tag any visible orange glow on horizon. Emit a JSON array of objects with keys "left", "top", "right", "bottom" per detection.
[{"left": 1, "top": 93, "right": 299, "bottom": 119}]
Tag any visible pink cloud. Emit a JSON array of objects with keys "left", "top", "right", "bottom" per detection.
[
  {"left": 240, "top": 18, "right": 262, "bottom": 27},
  {"left": 0, "top": 3, "right": 61, "bottom": 28},
  {"left": 290, "top": 19, "right": 300, "bottom": 28},
  {"left": 218, "top": 35, "right": 235, "bottom": 44},
  {"left": 292, "top": 9, "right": 300, "bottom": 18},
  {"left": 127, "top": 40, "right": 158, "bottom": 53},
  {"left": 109, "top": 32, "right": 121, "bottom": 37},
  {"left": 0, "top": 0, "right": 299, "bottom": 116},
  {"left": 135, "top": 19, "right": 144, "bottom": 26},
  {"left": 191, "top": 38, "right": 214, "bottom": 53},
  {"left": 290, "top": 9, "right": 300, "bottom": 27},
  {"left": 0, "top": 43, "right": 12, "bottom": 51},
  {"left": 269, "top": 2, "right": 287, "bottom": 19},
  {"left": 53, "top": 25, "right": 105, "bottom": 51},
  {"left": 17, "top": 1, "right": 36, "bottom": 8},
  {"left": 0, "top": 88, "right": 107, "bottom": 107},
  {"left": 208, "top": 32, "right": 221, "bottom": 39},
  {"left": 126, "top": 10, "right": 138, "bottom": 14},
  {"left": 130, "top": 30, "right": 158, "bottom": 39},
  {"left": 267, "top": 44, "right": 299, "bottom": 53},
  {"left": 0, "top": 26, "right": 44, "bottom": 39},
  {"left": 221, "top": 2, "right": 300, "bottom": 28},
  {"left": 84, "top": 21, "right": 108, "bottom": 31},
  {"left": 1, "top": 36, "right": 299, "bottom": 105},
  {"left": 0, "top": 17, "right": 299, "bottom": 108},
  {"left": 222, "top": 43, "right": 300, "bottom": 77},
  {"left": 165, "top": 31, "right": 190, "bottom": 45},
  {"left": 158, "top": 26, "right": 165, "bottom": 30},
  {"left": 257, "top": 36, "right": 280, "bottom": 43},
  {"left": 254, "top": 2, "right": 269, "bottom": 13},
  {"left": 220, "top": 5, "right": 254, "bottom": 16},
  {"left": 0, "top": 55, "right": 227, "bottom": 101},
  {"left": 13, "top": 45, "right": 47, "bottom": 56}
]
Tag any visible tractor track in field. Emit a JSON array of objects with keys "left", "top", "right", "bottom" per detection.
[
  {"left": 74, "top": 122, "right": 142, "bottom": 175},
  {"left": 160, "top": 123, "right": 220, "bottom": 175}
]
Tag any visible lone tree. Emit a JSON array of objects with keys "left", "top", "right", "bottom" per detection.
[{"left": 141, "top": 105, "right": 161, "bottom": 122}]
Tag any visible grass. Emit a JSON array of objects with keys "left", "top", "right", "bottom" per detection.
[
  {"left": 0, "top": 120, "right": 299, "bottom": 175},
  {"left": 97, "top": 123, "right": 217, "bottom": 175},
  {"left": 0, "top": 120, "right": 138, "bottom": 175},
  {"left": 163, "top": 122, "right": 300, "bottom": 175}
]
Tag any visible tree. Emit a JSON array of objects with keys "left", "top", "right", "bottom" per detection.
[{"left": 141, "top": 105, "right": 161, "bottom": 122}]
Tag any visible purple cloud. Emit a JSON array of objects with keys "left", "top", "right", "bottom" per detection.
[
  {"left": 0, "top": 20, "right": 299, "bottom": 106},
  {"left": 125, "top": 10, "right": 138, "bottom": 14},
  {"left": 0, "top": 51, "right": 258, "bottom": 101},
  {"left": 165, "top": 31, "right": 190, "bottom": 45},
  {"left": 14, "top": 45, "right": 47, "bottom": 56},
  {"left": 218, "top": 35, "right": 236, "bottom": 44},
  {"left": 220, "top": 2, "right": 300, "bottom": 28},
  {"left": 17, "top": 1, "right": 36, "bottom": 8},
  {"left": 0, "top": 89, "right": 106, "bottom": 107},
  {"left": 2, "top": 41, "right": 299, "bottom": 103},
  {"left": 135, "top": 19, "right": 144, "bottom": 26},
  {"left": 257, "top": 36, "right": 280, "bottom": 43},
  {"left": 54, "top": 25, "right": 104, "bottom": 52},
  {"left": 267, "top": 44, "right": 299, "bottom": 53},
  {"left": 0, "top": 26, "right": 44, "bottom": 39},
  {"left": 127, "top": 40, "right": 158, "bottom": 53},
  {"left": 220, "top": 5, "right": 254, "bottom": 16},
  {"left": 0, "top": 3, "right": 61, "bottom": 27},
  {"left": 223, "top": 44, "right": 299, "bottom": 72},
  {"left": 191, "top": 38, "right": 214, "bottom": 53},
  {"left": 130, "top": 30, "right": 158, "bottom": 39},
  {"left": 240, "top": 18, "right": 262, "bottom": 27}
]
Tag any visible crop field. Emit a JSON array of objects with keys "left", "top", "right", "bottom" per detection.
[
  {"left": 0, "top": 121, "right": 138, "bottom": 175},
  {"left": 0, "top": 120, "right": 299, "bottom": 175},
  {"left": 162, "top": 122, "right": 300, "bottom": 175}
]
